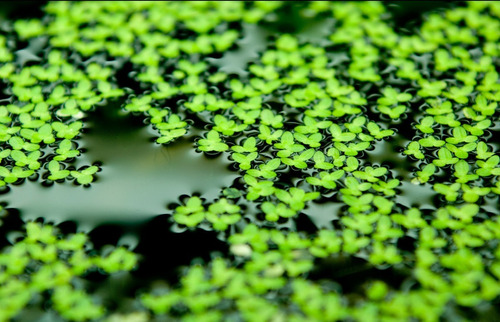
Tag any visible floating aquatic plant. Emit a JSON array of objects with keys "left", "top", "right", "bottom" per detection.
[{"left": 0, "top": 0, "right": 499, "bottom": 321}]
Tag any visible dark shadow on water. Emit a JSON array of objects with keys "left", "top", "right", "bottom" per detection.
[
  {"left": 132, "top": 215, "right": 228, "bottom": 283},
  {"left": 0, "top": 1, "right": 48, "bottom": 23},
  {"left": 384, "top": 1, "right": 458, "bottom": 34},
  {"left": 76, "top": 215, "right": 228, "bottom": 314},
  {"left": 308, "top": 254, "right": 413, "bottom": 296}
]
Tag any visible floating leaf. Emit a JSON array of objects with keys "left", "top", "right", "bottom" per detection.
[{"left": 197, "top": 130, "right": 229, "bottom": 152}]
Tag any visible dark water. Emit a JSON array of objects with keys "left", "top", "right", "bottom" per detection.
[
  {"left": 207, "top": 23, "right": 269, "bottom": 77},
  {"left": 385, "top": 1, "right": 458, "bottom": 34},
  {"left": 302, "top": 200, "right": 343, "bottom": 229},
  {"left": 0, "top": 1, "right": 47, "bottom": 23},
  {"left": 1, "top": 106, "right": 238, "bottom": 230}
]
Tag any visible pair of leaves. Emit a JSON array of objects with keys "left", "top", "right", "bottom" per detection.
[
  {"left": 243, "top": 175, "right": 275, "bottom": 201},
  {"left": 213, "top": 115, "right": 247, "bottom": 135},
  {"left": 156, "top": 114, "right": 188, "bottom": 144},
  {"left": 20, "top": 124, "right": 55, "bottom": 144},
  {"left": 281, "top": 149, "right": 315, "bottom": 169},
  {"left": 10, "top": 150, "right": 41, "bottom": 170},
  {"left": 333, "top": 141, "right": 370, "bottom": 157},
  {"left": 352, "top": 166, "right": 388, "bottom": 183},
  {"left": 247, "top": 159, "right": 281, "bottom": 179},
  {"left": 0, "top": 166, "right": 34, "bottom": 185},
  {"left": 197, "top": 130, "right": 229, "bottom": 152},
  {"left": 47, "top": 160, "right": 98, "bottom": 184},
  {"left": 71, "top": 166, "right": 99, "bottom": 185},
  {"left": 274, "top": 187, "right": 319, "bottom": 212},
  {"left": 124, "top": 95, "right": 152, "bottom": 112},
  {"left": 173, "top": 197, "right": 242, "bottom": 230},
  {"left": 377, "top": 105, "right": 406, "bottom": 119},
  {"left": 306, "top": 170, "right": 345, "bottom": 190},
  {"left": 377, "top": 87, "right": 412, "bottom": 106},
  {"left": 274, "top": 131, "right": 305, "bottom": 158},
  {"left": 54, "top": 139, "right": 80, "bottom": 161},
  {"left": 206, "top": 199, "right": 241, "bottom": 231},
  {"left": 476, "top": 156, "right": 500, "bottom": 177},
  {"left": 52, "top": 122, "right": 83, "bottom": 140},
  {"left": 173, "top": 196, "right": 205, "bottom": 227}
]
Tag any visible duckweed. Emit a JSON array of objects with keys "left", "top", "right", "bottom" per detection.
[{"left": 0, "top": 1, "right": 499, "bottom": 321}]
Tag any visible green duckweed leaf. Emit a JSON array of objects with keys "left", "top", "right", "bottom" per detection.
[
  {"left": 461, "top": 184, "right": 490, "bottom": 203},
  {"left": 378, "top": 104, "right": 407, "bottom": 119},
  {"left": 476, "top": 141, "right": 494, "bottom": 160},
  {"left": 353, "top": 166, "right": 388, "bottom": 183},
  {"left": 10, "top": 150, "right": 41, "bottom": 170},
  {"left": 174, "top": 196, "right": 206, "bottom": 227},
  {"left": 476, "top": 156, "right": 500, "bottom": 177},
  {"left": 443, "top": 86, "right": 474, "bottom": 104},
  {"left": 281, "top": 148, "right": 315, "bottom": 169},
  {"left": 377, "top": 87, "right": 412, "bottom": 106},
  {"left": 244, "top": 175, "right": 275, "bottom": 201},
  {"left": 343, "top": 157, "right": 359, "bottom": 172},
  {"left": 232, "top": 137, "right": 258, "bottom": 153},
  {"left": 0, "top": 166, "right": 34, "bottom": 184},
  {"left": 340, "top": 176, "right": 372, "bottom": 197},
  {"left": 372, "top": 178, "right": 400, "bottom": 196},
  {"left": 258, "top": 125, "right": 283, "bottom": 145},
  {"left": 54, "top": 139, "right": 80, "bottom": 161},
  {"left": 8, "top": 136, "right": 40, "bottom": 151},
  {"left": 261, "top": 202, "right": 296, "bottom": 221},
  {"left": 275, "top": 187, "right": 319, "bottom": 212},
  {"left": 124, "top": 95, "right": 152, "bottom": 112},
  {"left": 434, "top": 182, "right": 461, "bottom": 201},
  {"left": 306, "top": 170, "right": 344, "bottom": 190},
  {"left": 232, "top": 152, "right": 258, "bottom": 170},
  {"left": 419, "top": 135, "right": 445, "bottom": 148},
  {"left": 366, "top": 122, "right": 394, "bottom": 139},
  {"left": 20, "top": 124, "right": 54, "bottom": 144},
  {"left": 312, "top": 151, "right": 334, "bottom": 170},
  {"left": 51, "top": 121, "right": 83, "bottom": 140},
  {"left": 247, "top": 158, "right": 281, "bottom": 179},
  {"left": 197, "top": 130, "right": 229, "bottom": 152},
  {"left": 414, "top": 163, "right": 437, "bottom": 184},
  {"left": 274, "top": 131, "right": 305, "bottom": 158},
  {"left": 294, "top": 132, "right": 323, "bottom": 148},
  {"left": 47, "top": 160, "right": 69, "bottom": 181},
  {"left": 433, "top": 147, "right": 459, "bottom": 167},
  {"left": 453, "top": 160, "right": 478, "bottom": 183},
  {"left": 391, "top": 208, "right": 427, "bottom": 229},
  {"left": 334, "top": 141, "right": 370, "bottom": 157},
  {"left": 52, "top": 286, "right": 105, "bottom": 321},
  {"left": 329, "top": 124, "right": 356, "bottom": 142},
  {"left": 70, "top": 166, "right": 98, "bottom": 185},
  {"left": 213, "top": 115, "right": 247, "bottom": 135},
  {"left": 417, "top": 80, "right": 447, "bottom": 97}
]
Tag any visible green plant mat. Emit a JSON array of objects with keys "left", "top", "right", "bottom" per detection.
[{"left": 0, "top": 1, "right": 499, "bottom": 321}]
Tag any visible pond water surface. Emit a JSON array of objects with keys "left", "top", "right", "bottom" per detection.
[{"left": 1, "top": 106, "right": 238, "bottom": 230}]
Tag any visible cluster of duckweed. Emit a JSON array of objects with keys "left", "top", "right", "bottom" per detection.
[{"left": 0, "top": 1, "right": 499, "bottom": 321}]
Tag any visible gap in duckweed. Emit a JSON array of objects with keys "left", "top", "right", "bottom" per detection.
[
  {"left": 208, "top": 9, "right": 334, "bottom": 77},
  {"left": 365, "top": 135, "right": 413, "bottom": 180},
  {"left": 309, "top": 254, "right": 413, "bottom": 296},
  {"left": 396, "top": 181, "right": 437, "bottom": 210},
  {"left": 1, "top": 104, "right": 238, "bottom": 230},
  {"left": 385, "top": 1, "right": 458, "bottom": 34},
  {"left": 74, "top": 215, "right": 230, "bottom": 314},
  {"left": 0, "top": 1, "right": 47, "bottom": 23},
  {"left": 302, "top": 200, "right": 342, "bottom": 230},
  {"left": 207, "top": 23, "right": 268, "bottom": 77}
]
